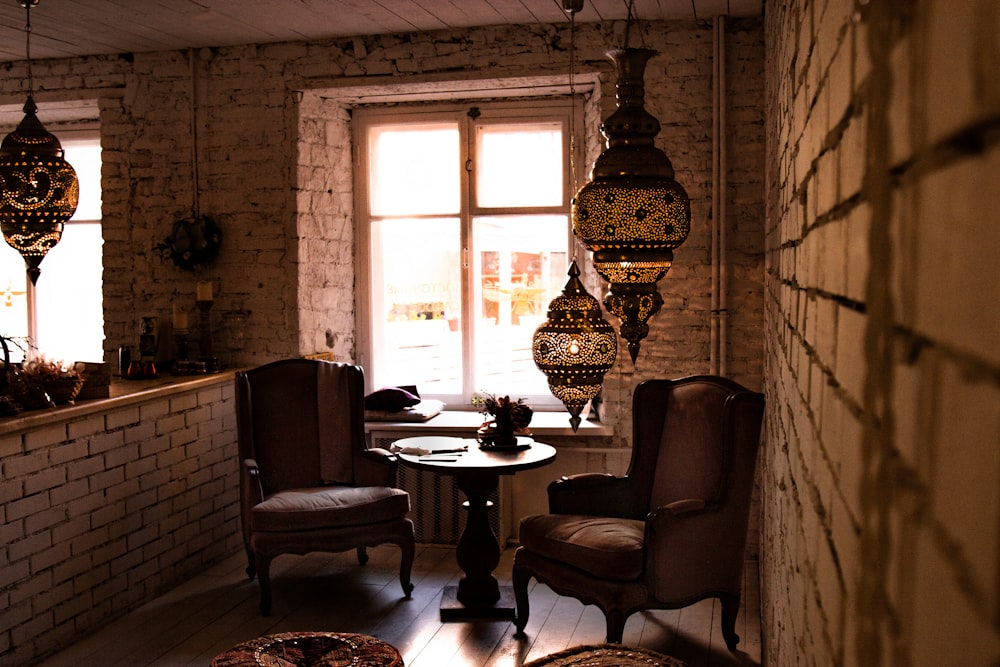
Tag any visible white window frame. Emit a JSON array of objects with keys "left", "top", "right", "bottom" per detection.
[{"left": 353, "top": 99, "right": 582, "bottom": 409}]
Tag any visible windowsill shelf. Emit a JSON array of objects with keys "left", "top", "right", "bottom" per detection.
[
  {"left": 364, "top": 409, "right": 613, "bottom": 438},
  {"left": 0, "top": 370, "right": 241, "bottom": 436}
]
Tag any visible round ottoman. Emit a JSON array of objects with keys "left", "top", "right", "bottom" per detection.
[
  {"left": 523, "top": 643, "right": 684, "bottom": 667},
  {"left": 211, "top": 631, "right": 404, "bottom": 667}
]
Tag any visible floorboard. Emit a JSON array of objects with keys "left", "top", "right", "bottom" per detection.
[{"left": 36, "top": 545, "right": 762, "bottom": 667}]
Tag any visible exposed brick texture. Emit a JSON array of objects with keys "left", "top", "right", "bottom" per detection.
[
  {"left": 763, "top": 0, "right": 1000, "bottom": 664},
  {"left": 0, "top": 381, "right": 238, "bottom": 667}
]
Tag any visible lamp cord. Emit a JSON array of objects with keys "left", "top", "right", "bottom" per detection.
[
  {"left": 23, "top": 1, "right": 34, "bottom": 96},
  {"left": 624, "top": 0, "right": 635, "bottom": 49},
  {"left": 568, "top": 7, "right": 577, "bottom": 205},
  {"left": 566, "top": 2, "right": 580, "bottom": 265}
]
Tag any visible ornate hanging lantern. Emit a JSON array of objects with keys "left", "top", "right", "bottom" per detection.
[
  {"left": 0, "top": 1, "right": 79, "bottom": 284},
  {"left": 532, "top": 261, "right": 617, "bottom": 431},
  {"left": 572, "top": 47, "right": 691, "bottom": 362}
]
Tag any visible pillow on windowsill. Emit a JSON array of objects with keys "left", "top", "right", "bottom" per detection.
[
  {"left": 364, "top": 386, "right": 421, "bottom": 412},
  {"left": 364, "top": 399, "right": 445, "bottom": 423}
]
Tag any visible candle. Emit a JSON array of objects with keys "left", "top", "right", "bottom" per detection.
[
  {"left": 196, "top": 281, "right": 213, "bottom": 302},
  {"left": 172, "top": 304, "right": 189, "bottom": 330}
]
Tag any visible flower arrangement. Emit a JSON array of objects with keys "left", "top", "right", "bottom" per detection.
[
  {"left": 1, "top": 350, "right": 86, "bottom": 412},
  {"left": 22, "top": 357, "right": 86, "bottom": 405},
  {"left": 474, "top": 392, "right": 533, "bottom": 447}
]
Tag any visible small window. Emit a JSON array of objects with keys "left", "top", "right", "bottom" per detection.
[{"left": 355, "top": 101, "right": 579, "bottom": 407}]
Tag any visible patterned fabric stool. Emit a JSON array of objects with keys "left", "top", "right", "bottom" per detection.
[
  {"left": 523, "top": 643, "right": 684, "bottom": 667},
  {"left": 211, "top": 631, "right": 404, "bottom": 667}
]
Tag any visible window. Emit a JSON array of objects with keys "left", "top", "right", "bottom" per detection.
[
  {"left": 354, "top": 101, "right": 579, "bottom": 408},
  {"left": 0, "top": 132, "right": 104, "bottom": 364}
]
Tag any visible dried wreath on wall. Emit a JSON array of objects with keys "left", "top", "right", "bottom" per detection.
[{"left": 155, "top": 215, "right": 222, "bottom": 271}]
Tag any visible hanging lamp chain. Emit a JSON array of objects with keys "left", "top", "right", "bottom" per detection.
[
  {"left": 624, "top": 0, "right": 635, "bottom": 49},
  {"left": 563, "top": 0, "right": 582, "bottom": 262},
  {"left": 568, "top": 5, "right": 577, "bottom": 209},
  {"left": 21, "top": 0, "right": 40, "bottom": 97}
]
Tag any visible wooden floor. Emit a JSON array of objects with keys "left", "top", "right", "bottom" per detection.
[{"left": 38, "top": 544, "right": 761, "bottom": 666}]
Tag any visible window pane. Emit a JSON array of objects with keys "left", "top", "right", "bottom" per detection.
[
  {"left": 369, "top": 124, "right": 460, "bottom": 216},
  {"left": 34, "top": 222, "right": 105, "bottom": 363},
  {"left": 371, "top": 217, "right": 462, "bottom": 394},
  {"left": 64, "top": 141, "right": 102, "bottom": 221},
  {"left": 476, "top": 123, "right": 564, "bottom": 208},
  {"left": 0, "top": 243, "right": 29, "bottom": 363},
  {"left": 474, "top": 215, "right": 568, "bottom": 396}
]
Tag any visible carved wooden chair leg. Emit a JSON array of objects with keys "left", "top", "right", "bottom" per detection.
[
  {"left": 720, "top": 593, "right": 741, "bottom": 651},
  {"left": 398, "top": 539, "right": 415, "bottom": 597},
  {"left": 356, "top": 546, "right": 369, "bottom": 564},
  {"left": 256, "top": 553, "right": 273, "bottom": 615},
  {"left": 512, "top": 561, "right": 531, "bottom": 634},
  {"left": 245, "top": 546, "right": 256, "bottom": 580},
  {"left": 604, "top": 609, "right": 626, "bottom": 644}
]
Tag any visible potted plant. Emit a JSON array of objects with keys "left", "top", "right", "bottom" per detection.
[{"left": 474, "top": 392, "right": 533, "bottom": 448}]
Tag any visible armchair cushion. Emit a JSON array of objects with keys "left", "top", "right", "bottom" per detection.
[
  {"left": 252, "top": 486, "right": 410, "bottom": 533},
  {"left": 519, "top": 514, "right": 645, "bottom": 582}
]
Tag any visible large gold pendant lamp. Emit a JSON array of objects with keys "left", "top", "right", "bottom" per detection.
[
  {"left": 0, "top": 0, "right": 79, "bottom": 285},
  {"left": 572, "top": 46, "right": 691, "bottom": 363},
  {"left": 532, "top": 260, "right": 617, "bottom": 432}
]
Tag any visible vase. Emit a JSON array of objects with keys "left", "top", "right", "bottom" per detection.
[
  {"left": 477, "top": 423, "right": 518, "bottom": 448},
  {"left": 491, "top": 428, "right": 517, "bottom": 448}
]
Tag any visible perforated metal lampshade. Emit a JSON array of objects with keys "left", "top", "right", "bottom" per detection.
[
  {"left": 0, "top": 95, "right": 79, "bottom": 284},
  {"left": 572, "top": 48, "right": 691, "bottom": 363},
  {"left": 532, "top": 260, "right": 617, "bottom": 431}
]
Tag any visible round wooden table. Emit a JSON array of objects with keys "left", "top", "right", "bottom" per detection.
[{"left": 395, "top": 435, "right": 556, "bottom": 620}]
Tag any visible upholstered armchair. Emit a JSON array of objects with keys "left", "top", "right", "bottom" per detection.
[
  {"left": 236, "top": 358, "right": 415, "bottom": 614},
  {"left": 513, "top": 375, "right": 765, "bottom": 650}
]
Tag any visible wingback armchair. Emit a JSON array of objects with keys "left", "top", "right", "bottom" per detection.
[
  {"left": 236, "top": 358, "right": 415, "bottom": 614},
  {"left": 513, "top": 375, "right": 765, "bottom": 650}
]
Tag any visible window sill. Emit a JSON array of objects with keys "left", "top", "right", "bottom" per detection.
[{"left": 365, "top": 409, "right": 613, "bottom": 438}]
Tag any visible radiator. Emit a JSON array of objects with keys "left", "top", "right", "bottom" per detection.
[{"left": 371, "top": 433, "right": 506, "bottom": 545}]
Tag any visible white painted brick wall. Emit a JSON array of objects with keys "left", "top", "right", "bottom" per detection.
[{"left": 0, "top": 381, "right": 238, "bottom": 667}]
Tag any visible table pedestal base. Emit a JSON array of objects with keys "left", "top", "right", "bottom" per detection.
[
  {"left": 394, "top": 439, "right": 557, "bottom": 624},
  {"left": 441, "top": 584, "right": 516, "bottom": 620}
]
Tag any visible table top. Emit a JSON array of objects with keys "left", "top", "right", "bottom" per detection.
[{"left": 394, "top": 436, "right": 556, "bottom": 475}]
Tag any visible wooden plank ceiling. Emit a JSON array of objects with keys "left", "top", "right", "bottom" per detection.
[{"left": 0, "top": 0, "right": 762, "bottom": 64}]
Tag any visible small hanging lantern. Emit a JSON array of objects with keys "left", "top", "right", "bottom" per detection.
[
  {"left": 0, "top": 1, "right": 79, "bottom": 285},
  {"left": 532, "top": 260, "right": 617, "bottom": 431},
  {"left": 572, "top": 47, "right": 691, "bottom": 363}
]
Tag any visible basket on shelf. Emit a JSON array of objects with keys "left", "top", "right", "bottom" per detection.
[
  {"left": 0, "top": 340, "right": 87, "bottom": 410},
  {"left": 41, "top": 376, "right": 86, "bottom": 404}
]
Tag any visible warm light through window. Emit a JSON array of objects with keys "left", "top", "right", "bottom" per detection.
[
  {"left": 357, "top": 104, "right": 575, "bottom": 407},
  {"left": 0, "top": 134, "right": 104, "bottom": 364},
  {"left": 477, "top": 124, "right": 564, "bottom": 208},
  {"left": 369, "top": 124, "right": 460, "bottom": 216}
]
